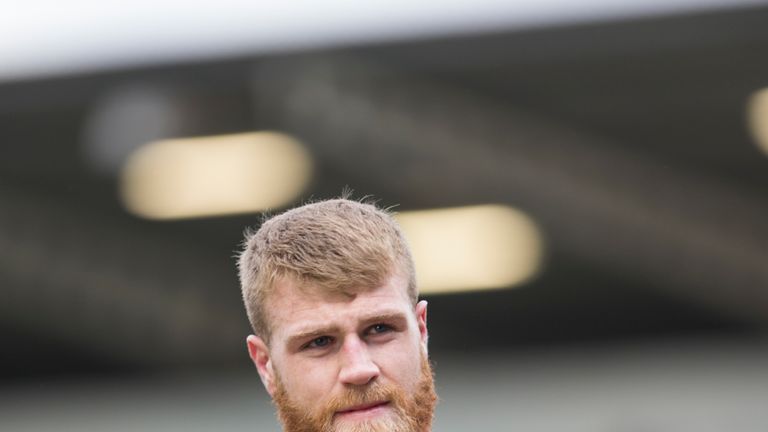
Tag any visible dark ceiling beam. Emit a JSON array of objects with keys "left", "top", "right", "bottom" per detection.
[
  {"left": 0, "top": 187, "right": 244, "bottom": 367},
  {"left": 252, "top": 57, "right": 768, "bottom": 323}
]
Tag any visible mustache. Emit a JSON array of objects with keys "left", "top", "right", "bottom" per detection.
[{"left": 325, "top": 382, "right": 397, "bottom": 414}]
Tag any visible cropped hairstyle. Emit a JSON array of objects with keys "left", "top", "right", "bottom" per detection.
[{"left": 238, "top": 198, "right": 417, "bottom": 341}]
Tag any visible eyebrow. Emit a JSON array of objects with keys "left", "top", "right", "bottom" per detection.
[
  {"left": 359, "top": 311, "right": 409, "bottom": 329},
  {"left": 287, "top": 327, "right": 340, "bottom": 349},
  {"left": 285, "top": 310, "right": 409, "bottom": 348}
]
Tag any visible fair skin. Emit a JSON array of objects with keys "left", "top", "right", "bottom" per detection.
[{"left": 246, "top": 272, "right": 429, "bottom": 423}]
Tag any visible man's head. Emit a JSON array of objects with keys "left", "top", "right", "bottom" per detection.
[{"left": 238, "top": 198, "right": 436, "bottom": 432}]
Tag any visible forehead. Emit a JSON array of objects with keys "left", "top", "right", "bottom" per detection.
[{"left": 266, "top": 273, "right": 413, "bottom": 340}]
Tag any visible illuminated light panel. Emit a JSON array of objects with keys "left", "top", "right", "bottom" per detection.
[
  {"left": 748, "top": 88, "right": 768, "bottom": 155},
  {"left": 396, "top": 205, "right": 544, "bottom": 294},
  {"left": 120, "top": 131, "right": 312, "bottom": 220}
]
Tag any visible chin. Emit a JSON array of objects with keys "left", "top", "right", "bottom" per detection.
[{"left": 333, "top": 417, "right": 400, "bottom": 432}]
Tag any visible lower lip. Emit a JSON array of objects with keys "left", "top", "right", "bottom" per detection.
[{"left": 336, "top": 403, "right": 390, "bottom": 421}]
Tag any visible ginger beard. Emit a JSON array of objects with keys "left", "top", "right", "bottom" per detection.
[{"left": 272, "top": 352, "right": 437, "bottom": 432}]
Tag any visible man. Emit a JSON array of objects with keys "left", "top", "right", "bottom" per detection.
[{"left": 238, "top": 198, "right": 437, "bottom": 432}]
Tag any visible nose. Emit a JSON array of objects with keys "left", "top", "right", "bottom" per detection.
[{"left": 338, "top": 335, "right": 380, "bottom": 386}]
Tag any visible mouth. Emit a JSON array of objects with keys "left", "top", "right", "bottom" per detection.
[{"left": 335, "top": 401, "right": 390, "bottom": 420}]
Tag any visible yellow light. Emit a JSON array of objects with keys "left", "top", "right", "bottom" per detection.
[
  {"left": 396, "top": 205, "right": 544, "bottom": 294},
  {"left": 748, "top": 88, "right": 768, "bottom": 155},
  {"left": 120, "top": 131, "right": 312, "bottom": 220}
]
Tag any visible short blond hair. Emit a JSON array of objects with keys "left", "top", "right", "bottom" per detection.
[{"left": 238, "top": 198, "right": 417, "bottom": 340}]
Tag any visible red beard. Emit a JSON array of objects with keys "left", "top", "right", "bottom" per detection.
[{"left": 272, "top": 353, "right": 437, "bottom": 432}]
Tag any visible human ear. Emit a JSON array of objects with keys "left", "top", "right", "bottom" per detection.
[
  {"left": 415, "top": 300, "right": 429, "bottom": 350},
  {"left": 247, "top": 335, "right": 276, "bottom": 397}
]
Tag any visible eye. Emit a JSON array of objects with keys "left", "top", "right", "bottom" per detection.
[
  {"left": 304, "top": 336, "right": 334, "bottom": 350},
  {"left": 368, "top": 324, "right": 393, "bottom": 335}
]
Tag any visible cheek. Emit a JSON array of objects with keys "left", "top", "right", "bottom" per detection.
[
  {"left": 375, "top": 339, "right": 423, "bottom": 390},
  {"left": 280, "top": 358, "right": 337, "bottom": 404}
]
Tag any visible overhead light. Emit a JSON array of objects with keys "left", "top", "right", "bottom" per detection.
[
  {"left": 120, "top": 131, "right": 312, "bottom": 220},
  {"left": 396, "top": 205, "right": 544, "bottom": 294},
  {"left": 748, "top": 88, "right": 768, "bottom": 155}
]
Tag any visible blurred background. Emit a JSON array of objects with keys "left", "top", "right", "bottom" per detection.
[{"left": 3, "top": 1, "right": 768, "bottom": 431}]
